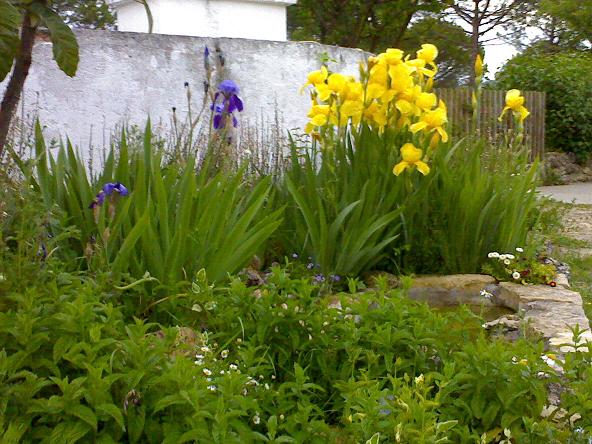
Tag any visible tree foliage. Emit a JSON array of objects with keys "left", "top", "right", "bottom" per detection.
[
  {"left": 445, "top": 0, "right": 531, "bottom": 82},
  {"left": 540, "top": 0, "right": 592, "bottom": 45},
  {"left": 287, "top": 0, "right": 448, "bottom": 53},
  {"left": 52, "top": 0, "right": 115, "bottom": 29}
]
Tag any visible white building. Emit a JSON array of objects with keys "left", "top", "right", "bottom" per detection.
[{"left": 108, "top": 0, "right": 297, "bottom": 41}]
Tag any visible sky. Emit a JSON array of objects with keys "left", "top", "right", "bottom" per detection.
[{"left": 483, "top": 41, "right": 518, "bottom": 79}]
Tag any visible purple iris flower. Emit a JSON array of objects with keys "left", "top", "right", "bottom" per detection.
[
  {"left": 211, "top": 80, "right": 243, "bottom": 130},
  {"left": 103, "top": 182, "right": 129, "bottom": 196},
  {"left": 89, "top": 182, "right": 129, "bottom": 209}
]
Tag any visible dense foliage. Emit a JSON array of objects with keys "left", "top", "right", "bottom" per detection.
[
  {"left": 2, "top": 194, "right": 592, "bottom": 442},
  {"left": 496, "top": 52, "right": 592, "bottom": 161}
]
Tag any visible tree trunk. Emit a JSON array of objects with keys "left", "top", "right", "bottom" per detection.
[{"left": 0, "top": 12, "right": 38, "bottom": 157}]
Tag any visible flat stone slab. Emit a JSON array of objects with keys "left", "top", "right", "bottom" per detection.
[{"left": 498, "top": 282, "right": 592, "bottom": 352}]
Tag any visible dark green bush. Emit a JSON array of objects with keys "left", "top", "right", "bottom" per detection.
[{"left": 496, "top": 52, "right": 592, "bottom": 161}]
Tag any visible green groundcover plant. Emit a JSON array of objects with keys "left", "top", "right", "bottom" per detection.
[{"left": 1, "top": 222, "right": 592, "bottom": 442}]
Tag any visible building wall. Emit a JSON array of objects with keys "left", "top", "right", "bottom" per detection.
[
  {"left": 1, "top": 30, "right": 368, "bottom": 159},
  {"left": 114, "top": 0, "right": 293, "bottom": 41}
]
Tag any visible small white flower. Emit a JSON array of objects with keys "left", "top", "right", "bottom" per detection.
[
  {"left": 203, "top": 368, "right": 212, "bottom": 376},
  {"left": 195, "top": 354, "right": 204, "bottom": 359},
  {"left": 221, "top": 350, "right": 229, "bottom": 359},
  {"left": 207, "top": 385, "right": 217, "bottom": 391},
  {"left": 512, "top": 271, "right": 521, "bottom": 280},
  {"left": 236, "top": 338, "right": 242, "bottom": 344},
  {"left": 480, "top": 290, "right": 493, "bottom": 300},
  {"left": 229, "top": 364, "right": 238, "bottom": 371},
  {"left": 271, "top": 375, "right": 276, "bottom": 380},
  {"left": 516, "top": 247, "right": 524, "bottom": 253},
  {"left": 299, "top": 320, "right": 305, "bottom": 327},
  {"left": 194, "top": 359, "right": 203, "bottom": 366},
  {"left": 280, "top": 303, "right": 288, "bottom": 310},
  {"left": 504, "top": 259, "right": 511, "bottom": 265},
  {"left": 499, "top": 254, "right": 507, "bottom": 261},
  {"left": 264, "top": 383, "right": 270, "bottom": 390},
  {"left": 506, "top": 254, "right": 515, "bottom": 260},
  {"left": 488, "top": 252, "right": 500, "bottom": 258},
  {"left": 200, "top": 346, "right": 210, "bottom": 353},
  {"left": 253, "top": 414, "right": 260, "bottom": 425},
  {"left": 191, "top": 304, "right": 202, "bottom": 312}
]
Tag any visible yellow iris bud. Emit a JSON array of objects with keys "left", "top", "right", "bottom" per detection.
[
  {"left": 475, "top": 54, "right": 484, "bottom": 80},
  {"left": 393, "top": 143, "right": 430, "bottom": 176}
]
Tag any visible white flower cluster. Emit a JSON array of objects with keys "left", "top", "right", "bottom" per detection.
[{"left": 488, "top": 248, "right": 525, "bottom": 280}]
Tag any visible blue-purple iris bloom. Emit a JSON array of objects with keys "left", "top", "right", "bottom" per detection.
[
  {"left": 211, "top": 80, "right": 244, "bottom": 130},
  {"left": 89, "top": 182, "right": 129, "bottom": 209}
]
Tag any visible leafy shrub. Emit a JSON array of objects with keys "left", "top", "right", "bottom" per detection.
[{"left": 496, "top": 52, "right": 592, "bottom": 161}]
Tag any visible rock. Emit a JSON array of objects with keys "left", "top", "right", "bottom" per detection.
[
  {"left": 364, "top": 271, "right": 400, "bottom": 289},
  {"left": 406, "top": 274, "right": 498, "bottom": 306},
  {"left": 482, "top": 315, "right": 521, "bottom": 331},
  {"left": 498, "top": 282, "right": 592, "bottom": 352},
  {"left": 543, "top": 151, "right": 592, "bottom": 184}
]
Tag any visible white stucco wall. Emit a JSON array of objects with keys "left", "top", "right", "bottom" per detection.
[
  {"left": 111, "top": 0, "right": 295, "bottom": 41},
  {"left": 0, "top": 30, "right": 368, "bottom": 159}
]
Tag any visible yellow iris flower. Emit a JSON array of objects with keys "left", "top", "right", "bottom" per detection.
[
  {"left": 498, "top": 89, "right": 530, "bottom": 122},
  {"left": 301, "top": 66, "right": 328, "bottom": 93},
  {"left": 417, "top": 44, "right": 438, "bottom": 65},
  {"left": 415, "top": 92, "right": 437, "bottom": 112},
  {"left": 410, "top": 100, "right": 448, "bottom": 143},
  {"left": 393, "top": 143, "right": 430, "bottom": 176}
]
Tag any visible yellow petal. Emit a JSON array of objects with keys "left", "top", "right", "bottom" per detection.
[
  {"left": 410, "top": 121, "right": 428, "bottom": 133},
  {"left": 518, "top": 106, "right": 530, "bottom": 122},
  {"left": 400, "top": 143, "right": 422, "bottom": 162},
  {"left": 393, "top": 161, "right": 409, "bottom": 176},
  {"left": 416, "top": 161, "right": 430, "bottom": 176},
  {"left": 436, "top": 127, "right": 448, "bottom": 143},
  {"left": 498, "top": 106, "right": 510, "bottom": 122},
  {"left": 311, "top": 114, "right": 328, "bottom": 126},
  {"left": 417, "top": 44, "right": 438, "bottom": 64}
]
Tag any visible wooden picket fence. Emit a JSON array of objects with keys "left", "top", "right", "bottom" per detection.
[{"left": 435, "top": 88, "right": 546, "bottom": 159}]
